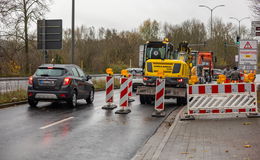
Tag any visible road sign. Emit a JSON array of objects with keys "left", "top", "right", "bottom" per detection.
[
  {"left": 37, "top": 19, "right": 62, "bottom": 50},
  {"left": 251, "top": 21, "right": 260, "bottom": 36},
  {"left": 239, "top": 40, "right": 258, "bottom": 71}
]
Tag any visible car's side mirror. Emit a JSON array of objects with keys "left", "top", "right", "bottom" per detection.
[{"left": 86, "top": 75, "right": 91, "bottom": 81}]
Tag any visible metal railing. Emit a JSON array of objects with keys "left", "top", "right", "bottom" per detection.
[{"left": 0, "top": 74, "right": 121, "bottom": 94}]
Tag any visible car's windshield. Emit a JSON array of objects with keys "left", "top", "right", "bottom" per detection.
[
  {"left": 127, "top": 69, "right": 143, "bottom": 75},
  {"left": 214, "top": 69, "right": 222, "bottom": 74},
  {"left": 35, "top": 68, "right": 67, "bottom": 77}
]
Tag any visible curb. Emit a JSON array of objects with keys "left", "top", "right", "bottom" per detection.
[
  {"left": 151, "top": 107, "right": 185, "bottom": 160},
  {"left": 0, "top": 100, "right": 28, "bottom": 109},
  {"left": 132, "top": 106, "right": 185, "bottom": 160}
]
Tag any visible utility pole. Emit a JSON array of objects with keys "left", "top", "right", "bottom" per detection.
[
  {"left": 71, "top": 0, "right": 75, "bottom": 64},
  {"left": 199, "top": 5, "right": 225, "bottom": 39},
  {"left": 229, "top": 17, "right": 250, "bottom": 39}
]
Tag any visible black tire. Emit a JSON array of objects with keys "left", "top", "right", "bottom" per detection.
[
  {"left": 28, "top": 98, "right": 38, "bottom": 107},
  {"left": 86, "top": 88, "right": 94, "bottom": 104},
  {"left": 177, "top": 97, "right": 187, "bottom": 106},
  {"left": 140, "top": 95, "right": 146, "bottom": 104},
  {"left": 67, "top": 90, "right": 77, "bottom": 107},
  {"left": 146, "top": 95, "right": 154, "bottom": 105}
]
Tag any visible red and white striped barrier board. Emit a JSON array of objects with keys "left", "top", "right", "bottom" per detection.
[
  {"left": 187, "top": 83, "right": 257, "bottom": 115},
  {"left": 188, "top": 83, "right": 255, "bottom": 95},
  {"left": 155, "top": 79, "right": 165, "bottom": 111},
  {"left": 106, "top": 76, "right": 114, "bottom": 103},
  {"left": 120, "top": 77, "right": 128, "bottom": 108},
  {"left": 128, "top": 75, "right": 133, "bottom": 97}
]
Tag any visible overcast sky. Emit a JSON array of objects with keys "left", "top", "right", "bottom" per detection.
[{"left": 46, "top": 0, "right": 254, "bottom": 31}]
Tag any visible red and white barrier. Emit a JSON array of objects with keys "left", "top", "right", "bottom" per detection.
[
  {"left": 106, "top": 76, "right": 114, "bottom": 103},
  {"left": 128, "top": 75, "right": 133, "bottom": 97},
  {"left": 187, "top": 83, "right": 257, "bottom": 116},
  {"left": 115, "top": 77, "right": 131, "bottom": 114},
  {"left": 128, "top": 74, "right": 135, "bottom": 102},
  {"left": 188, "top": 83, "right": 255, "bottom": 95},
  {"left": 152, "top": 78, "right": 166, "bottom": 117},
  {"left": 102, "top": 76, "right": 117, "bottom": 110}
]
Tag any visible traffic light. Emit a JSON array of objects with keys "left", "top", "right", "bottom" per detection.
[{"left": 236, "top": 36, "right": 240, "bottom": 45}]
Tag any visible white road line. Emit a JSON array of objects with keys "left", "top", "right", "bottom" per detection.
[{"left": 39, "top": 117, "right": 74, "bottom": 130}]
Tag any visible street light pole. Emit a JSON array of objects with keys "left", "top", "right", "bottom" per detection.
[
  {"left": 199, "top": 4, "right": 225, "bottom": 39},
  {"left": 229, "top": 17, "right": 250, "bottom": 37},
  {"left": 71, "top": 0, "right": 75, "bottom": 64}
]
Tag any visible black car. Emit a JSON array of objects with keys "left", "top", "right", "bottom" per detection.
[{"left": 27, "top": 64, "right": 94, "bottom": 107}]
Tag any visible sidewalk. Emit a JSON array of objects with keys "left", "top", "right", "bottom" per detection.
[{"left": 133, "top": 110, "right": 260, "bottom": 160}]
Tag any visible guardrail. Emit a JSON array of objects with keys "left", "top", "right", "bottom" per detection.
[{"left": 0, "top": 74, "right": 121, "bottom": 93}]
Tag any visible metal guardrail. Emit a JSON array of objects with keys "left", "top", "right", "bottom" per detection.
[
  {"left": 0, "top": 74, "right": 121, "bottom": 93},
  {"left": 0, "top": 74, "right": 121, "bottom": 81}
]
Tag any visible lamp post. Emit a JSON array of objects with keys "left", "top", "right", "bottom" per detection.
[
  {"left": 71, "top": 0, "right": 75, "bottom": 64},
  {"left": 229, "top": 17, "right": 250, "bottom": 37},
  {"left": 199, "top": 4, "right": 225, "bottom": 39}
]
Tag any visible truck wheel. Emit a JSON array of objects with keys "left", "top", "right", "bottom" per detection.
[
  {"left": 146, "top": 95, "right": 155, "bottom": 105},
  {"left": 140, "top": 95, "right": 146, "bottom": 104},
  {"left": 177, "top": 97, "right": 187, "bottom": 106}
]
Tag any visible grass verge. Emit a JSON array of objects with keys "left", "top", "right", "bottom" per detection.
[
  {"left": 0, "top": 89, "right": 27, "bottom": 104},
  {"left": 93, "top": 78, "right": 120, "bottom": 91}
]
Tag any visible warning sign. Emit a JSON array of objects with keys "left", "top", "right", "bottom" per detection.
[
  {"left": 244, "top": 41, "right": 252, "bottom": 49},
  {"left": 239, "top": 40, "right": 258, "bottom": 71},
  {"left": 239, "top": 40, "right": 257, "bottom": 50}
]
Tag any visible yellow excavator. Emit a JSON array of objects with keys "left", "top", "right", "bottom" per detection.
[{"left": 136, "top": 39, "right": 196, "bottom": 105}]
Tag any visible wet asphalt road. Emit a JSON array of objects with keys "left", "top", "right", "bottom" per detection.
[{"left": 0, "top": 90, "right": 178, "bottom": 160}]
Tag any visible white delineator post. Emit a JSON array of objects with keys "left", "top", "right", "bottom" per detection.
[
  {"left": 152, "top": 78, "right": 166, "bottom": 117},
  {"left": 115, "top": 77, "right": 131, "bottom": 114}
]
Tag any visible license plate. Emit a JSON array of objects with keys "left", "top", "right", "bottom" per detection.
[{"left": 39, "top": 80, "right": 55, "bottom": 85}]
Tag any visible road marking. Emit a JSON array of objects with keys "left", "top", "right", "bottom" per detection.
[{"left": 40, "top": 117, "right": 74, "bottom": 130}]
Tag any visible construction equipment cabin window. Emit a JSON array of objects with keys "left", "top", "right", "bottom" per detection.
[
  {"left": 172, "top": 63, "right": 181, "bottom": 73},
  {"left": 146, "top": 43, "right": 166, "bottom": 59}
]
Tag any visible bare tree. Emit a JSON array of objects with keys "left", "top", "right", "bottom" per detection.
[
  {"left": 0, "top": 0, "right": 52, "bottom": 74},
  {"left": 250, "top": 0, "right": 260, "bottom": 17},
  {"left": 139, "top": 19, "right": 160, "bottom": 41}
]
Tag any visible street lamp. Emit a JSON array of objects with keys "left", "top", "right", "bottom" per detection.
[
  {"left": 71, "top": 0, "right": 75, "bottom": 64},
  {"left": 199, "top": 4, "right": 225, "bottom": 39},
  {"left": 229, "top": 17, "right": 250, "bottom": 37}
]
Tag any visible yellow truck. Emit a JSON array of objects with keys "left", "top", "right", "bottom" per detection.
[{"left": 136, "top": 40, "right": 193, "bottom": 105}]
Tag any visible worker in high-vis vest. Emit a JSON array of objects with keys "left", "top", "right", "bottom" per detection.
[{"left": 230, "top": 67, "right": 241, "bottom": 83}]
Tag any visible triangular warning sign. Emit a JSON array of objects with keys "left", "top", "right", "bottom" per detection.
[{"left": 244, "top": 41, "right": 252, "bottom": 49}]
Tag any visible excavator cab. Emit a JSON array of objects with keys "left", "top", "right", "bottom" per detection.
[{"left": 144, "top": 41, "right": 174, "bottom": 61}]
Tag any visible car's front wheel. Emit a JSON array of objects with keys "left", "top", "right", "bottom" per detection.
[
  {"left": 86, "top": 88, "right": 94, "bottom": 104},
  {"left": 28, "top": 99, "right": 38, "bottom": 107},
  {"left": 67, "top": 91, "right": 77, "bottom": 107}
]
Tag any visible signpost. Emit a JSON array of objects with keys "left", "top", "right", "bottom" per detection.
[
  {"left": 251, "top": 21, "right": 260, "bottom": 37},
  {"left": 37, "top": 19, "right": 62, "bottom": 63},
  {"left": 238, "top": 40, "right": 258, "bottom": 72}
]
